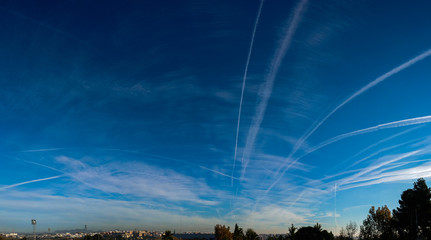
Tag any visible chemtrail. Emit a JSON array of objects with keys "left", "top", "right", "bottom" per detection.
[
  {"left": 266, "top": 115, "right": 431, "bottom": 193},
  {"left": 232, "top": 0, "right": 265, "bottom": 186},
  {"left": 240, "top": 0, "right": 308, "bottom": 180},
  {"left": 0, "top": 175, "right": 63, "bottom": 191},
  {"left": 288, "top": 48, "right": 431, "bottom": 162}
]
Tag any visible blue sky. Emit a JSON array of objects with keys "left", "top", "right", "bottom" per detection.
[{"left": 1, "top": 0, "right": 431, "bottom": 234}]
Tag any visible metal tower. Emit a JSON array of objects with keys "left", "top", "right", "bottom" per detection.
[{"left": 31, "top": 219, "right": 36, "bottom": 240}]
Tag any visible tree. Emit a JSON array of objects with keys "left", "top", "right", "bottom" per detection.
[
  {"left": 295, "top": 225, "right": 334, "bottom": 240},
  {"left": 233, "top": 224, "right": 244, "bottom": 240},
  {"left": 345, "top": 221, "right": 357, "bottom": 240},
  {"left": 215, "top": 224, "right": 232, "bottom": 240},
  {"left": 287, "top": 224, "right": 297, "bottom": 240},
  {"left": 337, "top": 227, "right": 347, "bottom": 240},
  {"left": 314, "top": 223, "right": 322, "bottom": 232},
  {"left": 393, "top": 178, "right": 431, "bottom": 239},
  {"left": 359, "top": 205, "right": 394, "bottom": 240},
  {"left": 245, "top": 228, "right": 258, "bottom": 240},
  {"left": 163, "top": 231, "right": 174, "bottom": 240}
]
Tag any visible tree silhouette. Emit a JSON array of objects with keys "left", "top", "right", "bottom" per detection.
[
  {"left": 245, "top": 229, "right": 258, "bottom": 240},
  {"left": 233, "top": 224, "right": 244, "bottom": 240},
  {"left": 295, "top": 225, "right": 334, "bottom": 240},
  {"left": 162, "top": 231, "right": 174, "bottom": 240},
  {"left": 287, "top": 224, "right": 297, "bottom": 240},
  {"left": 393, "top": 178, "right": 431, "bottom": 239}
]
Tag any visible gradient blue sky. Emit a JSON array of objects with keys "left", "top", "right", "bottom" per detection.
[{"left": 1, "top": 0, "right": 431, "bottom": 234}]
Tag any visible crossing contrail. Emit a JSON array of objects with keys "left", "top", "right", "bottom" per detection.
[
  {"left": 266, "top": 115, "right": 431, "bottom": 193},
  {"left": 0, "top": 175, "right": 63, "bottom": 191},
  {"left": 240, "top": 0, "right": 309, "bottom": 180},
  {"left": 288, "top": 48, "right": 431, "bottom": 163},
  {"left": 266, "top": 48, "right": 431, "bottom": 192},
  {"left": 232, "top": 0, "right": 265, "bottom": 186}
]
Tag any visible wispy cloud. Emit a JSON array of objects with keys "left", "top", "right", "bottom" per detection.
[
  {"left": 240, "top": 0, "right": 309, "bottom": 180},
  {"left": 55, "top": 156, "right": 221, "bottom": 206},
  {"left": 233, "top": 0, "right": 265, "bottom": 186},
  {"left": 0, "top": 190, "right": 221, "bottom": 232}
]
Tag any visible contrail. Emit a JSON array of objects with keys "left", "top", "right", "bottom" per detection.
[
  {"left": 240, "top": 0, "right": 309, "bottom": 180},
  {"left": 266, "top": 115, "right": 431, "bottom": 193},
  {"left": 232, "top": 0, "right": 265, "bottom": 186},
  {"left": 288, "top": 48, "right": 431, "bottom": 163},
  {"left": 201, "top": 166, "right": 241, "bottom": 180},
  {"left": 0, "top": 175, "right": 63, "bottom": 191},
  {"left": 337, "top": 150, "right": 421, "bottom": 190},
  {"left": 334, "top": 183, "right": 338, "bottom": 228},
  {"left": 303, "top": 115, "right": 431, "bottom": 157},
  {"left": 325, "top": 127, "right": 419, "bottom": 174},
  {"left": 0, "top": 5, "right": 97, "bottom": 52}
]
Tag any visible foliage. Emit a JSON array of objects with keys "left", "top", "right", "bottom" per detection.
[
  {"left": 233, "top": 224, "right": 244, "bottom": 240},
  {"left": 287, "top": 224, "right": 297, "bottom": 240},
  {"left": 83, "top": 234, "right": 104, "bottom": 240},
  {"left": 337, "top": 222, "right": 357, "bottom": 240},
  {"left": 359, "top": 205, "right": 394, "bottom": 240},
  {"left": 393, "top": 178, "right": 431, "bottom": 239},
  {"left": 345, "top": 221, "right": 357, "bottom": 240},
  {"left": 215, "top": 224, "right": 232, "bottom": 240},
  {"left": 163, "top": 231, "right": 174, "bottom": 240},
  {"left": 245, "top": 228, "right": 258, "bottom": 240},
  {"left": 295, "top": 224, "right": 334, "bottom": 240}
]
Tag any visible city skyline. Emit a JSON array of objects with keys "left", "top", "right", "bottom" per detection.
[{"left": 1, "top": 0, "right": 431, "bottom": 234}]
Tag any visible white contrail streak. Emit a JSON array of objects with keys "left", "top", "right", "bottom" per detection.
[
  {"left": 240, "top": 0, "right": 308, "bottom": 180},
  {"left": 201, "top": 166, "right": 241, "bottom": 180},
  {"left": 266, "top": 48, "right": 431, "bottom": 192},
  {"left": 289, "top": 48, "right": 431, "bottom": 162},
  {"left": 337, "top": 150, "right": 422, "bottom": 190},
  {"left": 232, "top": 0, "right": 265, "bottom": 186},
  {"left": 0, "top": 175, "right": 63, "bottom": 191},
  {"left": 325, "top": 127, "right": 419, "bottom": 174},
  {"left": 334, "top": 183, "right": 338, "bottom": 228},
  {"left": 266, "top": 115, "right": 431, "bottom": 193},
  {"left": 303, "top": 115, "right": 431, "bottom": 157}
]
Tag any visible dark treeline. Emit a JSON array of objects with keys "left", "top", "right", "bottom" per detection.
[
  {"left": 215, "top": 222, "right": 334, "bottom": 240},
  {"left": 215, "top": 178, "right": 431, "bottom": 240}
]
